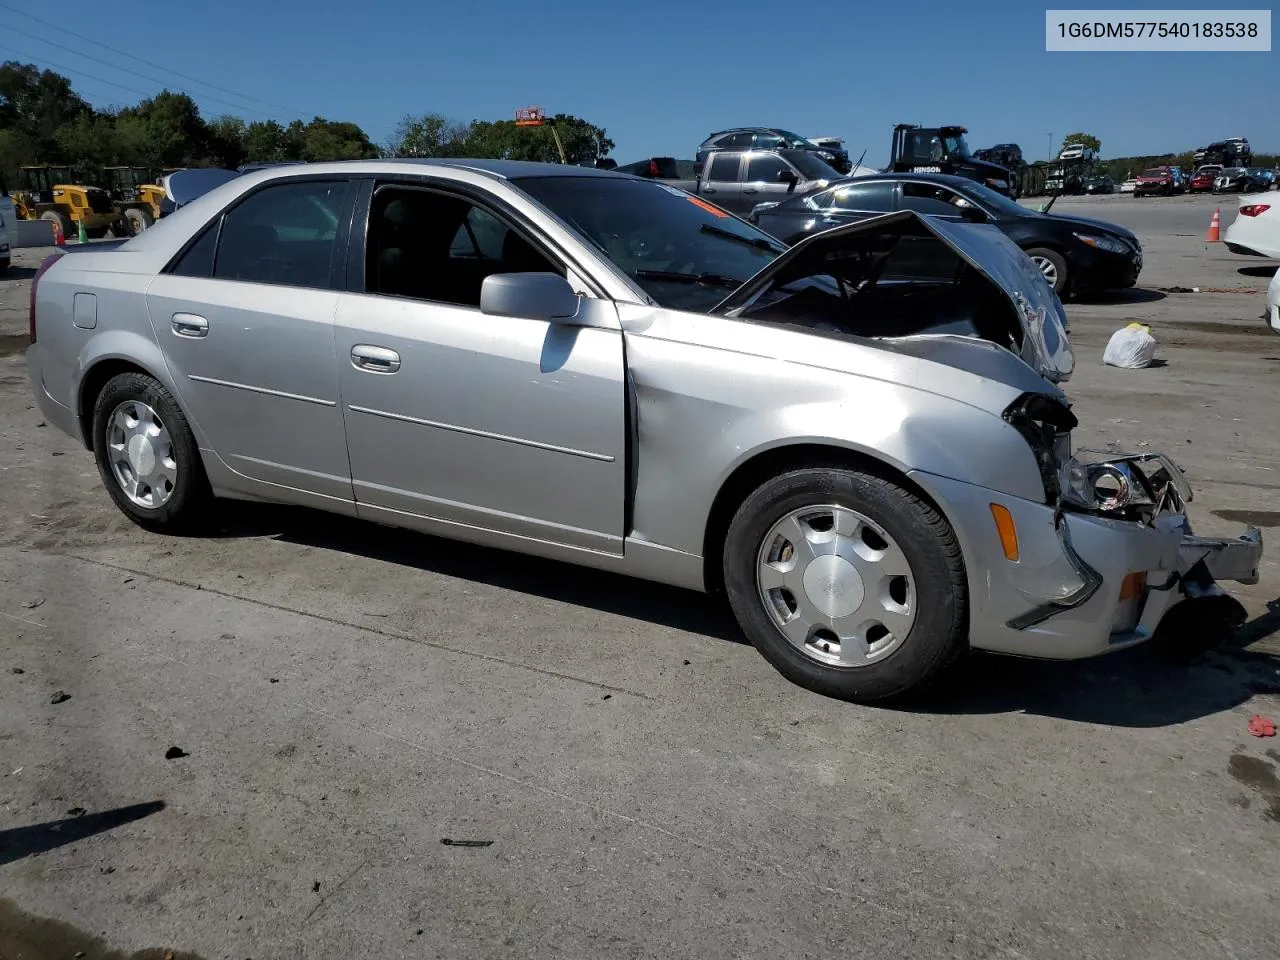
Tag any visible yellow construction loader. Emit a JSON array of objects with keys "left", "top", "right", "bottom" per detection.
[
  {"left": 12, "top": 166, "right": 121, "bottom": 239},
  {"left": 102, "top": 166, "right": 166, "bottom": 232}
]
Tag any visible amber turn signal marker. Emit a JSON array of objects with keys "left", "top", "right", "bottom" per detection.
[
  {"left": 989, "top": 504, "right": 1019, "bottom": 562},
  {"left": 1118, "top": 572, "right": 1147, "bottom": 601}
]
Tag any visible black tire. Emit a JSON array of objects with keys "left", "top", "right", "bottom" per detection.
[
  {"left": 40, "top": 209, "right": 72, "bottom": 241},
  {"left": 722, "top": 466, "right": 968, "bottom": 703},
  {"left": 124, "top": 207, "right": 153, "bottom": 235},
  {"left": 1024, "top": 246, "right": 1068, "bottom": 297},
  {"left": 91, "top": 372, "right": 212, "bottom": 533}
]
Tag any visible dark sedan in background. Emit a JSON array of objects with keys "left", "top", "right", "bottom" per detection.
[{"left": 751, "top": 173, "right": 1141, "bottom": 297}]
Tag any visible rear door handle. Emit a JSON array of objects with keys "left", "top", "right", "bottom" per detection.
[
  {"left": 350, "top": 344, "right": 401, "bottom": 374},
  {"left": 171, "top": 313, "right": 208, "bottom": 338}
]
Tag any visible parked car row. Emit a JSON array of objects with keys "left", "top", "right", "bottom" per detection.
[{"left": 749, "top": 172, "right": 1141, "bottom": 299}]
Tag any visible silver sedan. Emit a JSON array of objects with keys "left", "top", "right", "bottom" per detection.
[{"left": 26, "top": 160, "right": 1262, "bottom": 702}]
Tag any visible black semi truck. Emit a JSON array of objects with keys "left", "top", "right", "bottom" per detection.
[{"left": 889, "top": 124, "right": 1016, "bottom": 196}]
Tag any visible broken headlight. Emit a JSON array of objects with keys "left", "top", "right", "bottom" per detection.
[
  {"left": 1002, "top": 393, "right": 1078, "bottom": 504},
  {"left": 1059, "top": 450, "right": 1192, "bottom": 521}
]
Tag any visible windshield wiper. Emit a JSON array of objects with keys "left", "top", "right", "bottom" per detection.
[
  {"left": 699, "top": 223, "right": 782, "bottom": 252},
  {"left": 633, "top": 269, "right": 742, "bottom": 289}
]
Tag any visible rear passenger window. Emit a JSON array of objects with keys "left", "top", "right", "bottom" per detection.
[
  {"left": 707, "top": 153, "right": 741, "bottom": 182},
  {"left": 169, "top": 223, "right": 218, "bottom": 277},
  {"left": 212, "top": 180, "right": 348, "bottom": 288}
]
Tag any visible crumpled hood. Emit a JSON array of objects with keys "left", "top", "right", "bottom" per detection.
[{"left": 714, "top": 210, "right": 1075, "bottom": 383}]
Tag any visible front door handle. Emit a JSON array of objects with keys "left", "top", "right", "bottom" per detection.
[
  {"left": 350, "top": 344, "right": 400, "bottom": 374},
  {"left": 743, "top": 188, "right": 759, "bottom": 195},
  {"left": 171, "top": 313, "right": 208, "bottom": 338},
  {"left": 703, "top": 187, "right": 716, "bottom": 194}
]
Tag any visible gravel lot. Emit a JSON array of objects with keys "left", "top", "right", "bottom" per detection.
[{"left": 2, "top": 192, "right": 1278, "bottom": 960}]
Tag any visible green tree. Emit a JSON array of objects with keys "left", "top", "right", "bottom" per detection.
[
  {"left": 384, "top": 113, "right": 470, "bottom": 158},
  {"left": 116, "top": 91, "right": 211, "bottom": 167},
  {"left": 463, "top": 113, "right": 613, "bottom": 164},
  {"left": 1059, "top": 132, "right": 1102, "bottom": 156},
  {"left": 208, "top": 114, "right": 248, "bottom": 168},
  {"left": 301, "top": 117, "right": 379, "bottom": 161}
]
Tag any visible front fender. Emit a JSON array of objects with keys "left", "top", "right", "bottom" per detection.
[{"left": 625, "top": 330, "right": 1048, "bottom": 558}]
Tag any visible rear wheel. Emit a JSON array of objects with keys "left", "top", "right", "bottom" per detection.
[
  {"left": 124, "top": 207, "right": 153, "bottom": 235},
  {"left": 91, "top": 372, "right": 211, "bottom": 533},
  {"left": 1025, "top": 246, "right": 1068, "bottom": 296},
  {"left": 722, "top": 466, "right": 967, "bottom": 703},
  {"left": 40, "top": 209, "right": 72, "bottom": 241}
]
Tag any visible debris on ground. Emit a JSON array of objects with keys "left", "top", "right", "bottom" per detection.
[
  {"left": 440, "top": 838, "right": 493, "bottom": 847},
  {"left": 164, "top": 746, "right": 190, "bottom": 759},
  {"left": 11, "top": 667, "right": 23, "bottom": 674},
  {"left": 1248, "top": 714, "right": 1276, "bottom": 737},
  {"left": 312, "top": 881, "right": 320, "bottom": 892},
  {"left": 21, "top": 597, "right": 45, "bottom": 609},
  {"left": 1103, "top": 323, "right": 1158, "bottom": 369},
  {"left": 49, "top": 690, "right": 71, "bottom": 705},
  {"left": 1158, "top": 285, "right": 1196, "bottom": 293},
  {"left": 66, "top": 807, "right": 86, "bottom": 817}
]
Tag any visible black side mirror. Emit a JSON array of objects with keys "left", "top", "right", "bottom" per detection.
[
  {"left": 777, "top": 169, "right": 799, "bottom": 193},
  {"left": 959, "top": 204, "right": 986, "bottom": 222}
]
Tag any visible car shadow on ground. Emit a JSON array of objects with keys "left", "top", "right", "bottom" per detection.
[
  {"left": 1, "top": 266, "right": 37, "bottom": 281},
  {"left": 1237, "top": 265, "right": 1278, "bottom": 279},
  {"left": 208, "top": 501, "right": 747, "bottom": 645},
  {"left": 1072, "top": 288, "right": 1166, "bottom": 305},
  {"left": 0, "top": 801, "right": 165, "bottom": 867},
  {"left": 207, "top": 502, "right": 1278, "bottom": 726}
]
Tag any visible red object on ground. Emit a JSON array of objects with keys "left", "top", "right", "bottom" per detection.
[{"left": 1247, "top": 714, "right": 1276, "bottom": 737}]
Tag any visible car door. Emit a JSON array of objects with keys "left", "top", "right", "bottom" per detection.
[
  {"left": 700, "top": 151, "right": 745, "bottom": 213},
  {"left": 145, "top": 177, "right": 355, "bottom": 503},
  {"left": 332, "top": 179, "right": 627, "bottom": 553},
  {"left": 811, "top": 180, "right": 898, "bottom": 230},
  {"left": 741, "top": 152, "right": 800, "bottom": 209}
]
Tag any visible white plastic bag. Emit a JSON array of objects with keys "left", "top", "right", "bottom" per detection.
[{"left": 1103, "top": 323, "right": 1157, "bottom": 369}]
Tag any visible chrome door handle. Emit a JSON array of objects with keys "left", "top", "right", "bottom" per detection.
[
  {"left": 171, "top": 313, "right": 208, "bottom": 338},
  {"left": 350, "top": 344, "right": 400, "bottom": 374}
]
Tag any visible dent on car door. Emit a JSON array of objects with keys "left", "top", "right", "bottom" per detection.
[
  {"left": 332, "top": 181, "right": 628, "bottom": 553},
  {"left": 145, "top": 178, "right": 355, "bottom": 503}
]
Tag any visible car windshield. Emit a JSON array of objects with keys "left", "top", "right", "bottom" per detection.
[
  {"left": 513, "top": 175, "right": 787, "bottom": 313},
  {"left": 785, "top": 152, "right": 841, "bottom": 181},
  {"left": 1140, "top": 169, "right": 1167, "bottom": 178},
  {"left": 1223, "top": 168, "right": 1246, "bottom": 176},
  {"left": 771, "top": 129, "right": 809, "bottom": 146}
]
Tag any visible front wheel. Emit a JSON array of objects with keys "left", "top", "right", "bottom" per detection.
[
  {"left": 91, "top": 372, "right": 211, "bottom": 533},
  {"left": 722, "top": 467, "right": 968, "bottom": 703},
  {"left": 1025, "top": 246, "right": 1069, "bottom": 297}
]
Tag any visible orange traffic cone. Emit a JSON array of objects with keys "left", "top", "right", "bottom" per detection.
[
  {"left": 51, "top": 219, "right": 65, "bottom": 246},
  {"left": 1206, "top": 207, "right": 1221, "bottom": 242}
]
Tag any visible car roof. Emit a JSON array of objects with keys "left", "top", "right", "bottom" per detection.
[
  {"left": 230, "top": 157, "right": 630, "bottom": 183},
  {"left": 823, "top": 171, "right": 991, "bottom": 190}
]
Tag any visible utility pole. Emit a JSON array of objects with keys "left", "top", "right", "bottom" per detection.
[{"left": 1047, "top": 133, "right": 1054, "bottom": 162}]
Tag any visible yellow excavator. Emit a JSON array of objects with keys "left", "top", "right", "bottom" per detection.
[
  {"left": 12, "top": 166, "right": 122, "bottom": 239},
  {"left": 102, "top": 166, "right": 166, "bottom": 232}
]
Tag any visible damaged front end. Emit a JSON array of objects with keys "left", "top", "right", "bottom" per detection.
[{"left": 1004, "top": 433, "right": 1262, "bottom": 649}]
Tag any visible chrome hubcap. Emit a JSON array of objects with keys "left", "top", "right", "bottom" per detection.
[
  {"left": 756, "top": 505, "right": 916, "bottom": 667},
  {"left": 1032, "top": 256, "right": 1058, "bottom": 287},
  {"left": 106, "top": 400, "right": 177, "bottom": 509}
]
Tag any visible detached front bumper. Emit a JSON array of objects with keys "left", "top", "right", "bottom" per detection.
[{"left": 912, "top": 452, "right": 1263, "bottom": 660}]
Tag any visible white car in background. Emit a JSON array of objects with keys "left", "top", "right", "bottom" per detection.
[
  {"left": 1223, "top": 194, "right": 1280, "bottom": 259},
  {"left": 1119, "top": 179, "right": 1137, "bottom": 194}
]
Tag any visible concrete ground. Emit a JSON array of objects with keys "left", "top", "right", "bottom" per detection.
[{"left": 2, "top": 193, "right": 1279, "bottom": 960}]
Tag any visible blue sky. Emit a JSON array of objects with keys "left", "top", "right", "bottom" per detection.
[{"left": 4, "top": 0, "right": 1275, "bottom": 164}]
